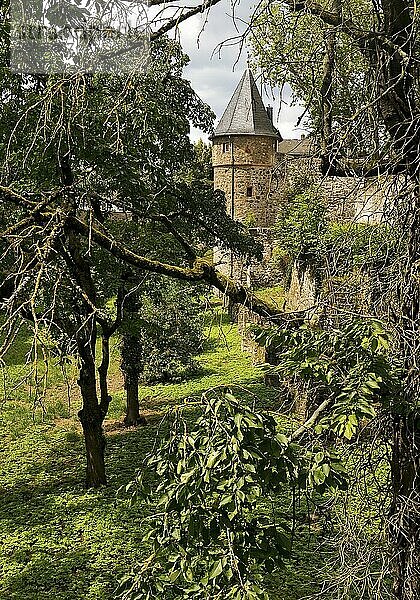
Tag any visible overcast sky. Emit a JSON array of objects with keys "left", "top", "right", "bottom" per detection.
[{"left": 175, "top": 0, "right": 306, "bottom": 141}]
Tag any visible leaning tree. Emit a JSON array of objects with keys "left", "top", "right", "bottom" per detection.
[{"left": 0, "top": 27, "right": 269, "bottom": 488}]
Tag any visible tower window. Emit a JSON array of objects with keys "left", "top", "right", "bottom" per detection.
[
  {"left": 246, "top": 186, "right": 253, "bottom": 198},
  {"left": 222, "top": 142, "right": 231, "bottom": 153}
]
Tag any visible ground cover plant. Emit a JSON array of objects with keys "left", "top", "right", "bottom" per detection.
[
  {"left": 0, "top": 310, "right": 386, "bottom": 600},
  {"left": 116, "top": 311, "right": 398, "bottom": 600},
  {"left": 2, "top": 261, "right": 401, "bottom": 600},
  {"left": 0, "top": 313, "right": 305, "bottom": 600}
]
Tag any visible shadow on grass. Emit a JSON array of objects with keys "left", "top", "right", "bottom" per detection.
[
  {"left": 0, "top": 394, "right": 330, "bottom": 600},
  {"left": 0, "top": 419, "right": 161, "bottom": 600},
  {"left": 1, "top": 325, "right": 33, "bottom": 367},
  {"left": 0, "top": 312, "right": 315, "bottom": 600}
]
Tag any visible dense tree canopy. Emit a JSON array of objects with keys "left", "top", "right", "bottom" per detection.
[
  {"left": 252, "top": 0, "right": 377, "bottom": 155},
  {"left": 0, "top": 32, "right": 264, "bottom": 487},
  {"left": 1, "top": 2, "right": 419, "bottom": 599}
]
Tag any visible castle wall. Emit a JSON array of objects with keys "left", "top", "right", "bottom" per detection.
[
  {"left": 282, "top": 156, "right": 361, "bottom": 221},
  {"left": 284, "top": 156, "right": 394, "bottom": 224},
  {"left": 212, "top": 138, "right": 394, "bottom": 371},
  {"left": 212, "top": 133, "right": 395, "bottom": 312},
  {"left": 214, "top": 228, "right": 282, "bottom": 288},
  {"left": 237, "top": 307, "right": 267, "bottom": 364},
  {"left": 287, "top": 262, "right": 318, "bottom": 312}
]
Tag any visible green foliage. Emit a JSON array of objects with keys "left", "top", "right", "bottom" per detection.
[
  {"left": 274, "top": 184, "right": 394, "bottom": 281},
  {"left": 117, "top": 389, "right": 348, "bottom": 600},
  {"left": 189, "top": 139, "right": 213, "bottom": 183},
  {"left": 0, "top": 33, "right": 258, "bottom": 367},
  {"left": 0, "top": 411, "right": 159, "bottom": 600},
  {"left": 255, "top": 319, "right": 402, "bottom": 440},
  {"left": 321, "top": 220, "right": 394, "bottom": 275},
  {"left": 251, "top": 0, "right": 377, "bottom": 154},
  {"left": 243, "top": 211, "right": 257, "bottom": 228},
  {"left": 275, "top": 187, "right": 328, "bottom": 267},
  {"left": 1, "top": 34, "right": 259, "bottom": 272},
  {"left": 254, "top": 286, "right": 285, "bottom": 309},
  {"left": 105, "top": 309, "right": 274, "bottom": 421},
  {"left": 120, "top": 279, "right": 205, "bottom": 384}
]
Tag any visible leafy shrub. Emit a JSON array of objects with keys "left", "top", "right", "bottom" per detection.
[
  {"left": 121, "top": 279, "right": 205, "bottom": 384},
  {"left": 274, "top": 187, "right": 328, "bottom": 269},
  {"left": 254, "top": 318, "right": 402, "bottom": 438},
  {"left": 117, "top": 389, "right": 348, "bottom": 600},
  {"left": 274, "top": 185, "right": 394, "bottom": 279}
]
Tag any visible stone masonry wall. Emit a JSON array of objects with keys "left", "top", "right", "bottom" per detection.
[
  {"left": 285, "top": 156, "right": 396, "bottom": 224},
  {"left": 212, "top": 136, "right": 396, "bottom": 329},
  {"left": 213, "top": 134, "right": 277, "bottom": 167},
  {"left": 213, "top": 135, "right": 285, "bottom": 228},
  {"left": 287, "top": 263, "right": 318, "bottom": 312},
  {"left": 214, "top": 228, "right": 282, "bottom": 288}
]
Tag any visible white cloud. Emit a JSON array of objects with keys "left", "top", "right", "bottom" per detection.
[{"left": 171, "top": 1, "right": 307, "bottom": 141}]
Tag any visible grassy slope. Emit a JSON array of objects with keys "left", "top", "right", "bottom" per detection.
[{"left": 0, "top": 313, "right": 324, "bottom": 600}]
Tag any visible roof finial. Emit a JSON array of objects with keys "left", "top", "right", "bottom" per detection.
[{"left": 246, "top": 50, "right": 251, "bottom": 70}]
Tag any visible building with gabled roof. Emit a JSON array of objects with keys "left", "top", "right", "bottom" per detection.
[{"left": 211, "top": 68, "right": 387, "bottom": 293}]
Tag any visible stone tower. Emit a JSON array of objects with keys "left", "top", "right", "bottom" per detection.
[
  {"left": 212, "top": 69, "right": 284, "bottom": 287},
  {"left": 212, "top": 69, "right": 282, "bottom": 229}
]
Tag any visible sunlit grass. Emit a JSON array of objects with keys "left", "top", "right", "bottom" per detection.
[{"left": 1, "top": 311, "right": 306, "bottom": 600}]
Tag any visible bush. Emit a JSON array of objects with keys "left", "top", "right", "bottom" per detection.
[{"left": 121, "top": 278, "right": 205, "bottom": 384}]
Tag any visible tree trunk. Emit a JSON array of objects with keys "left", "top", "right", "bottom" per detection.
[
  {"left": 98, "top": 331, "right": 112, "bottom": 418},
  {"left": 79, "top": 404, "right": 107, "bottom": 488},
  {"left": 387, "top": 218, "right": 420, "bottom": 598},
  {"left": 364, "top": 5, "right": 420, "bottom": 595},
  {"left": 227, "top": 297, "right": 239, "bottom": 323},
  {"left": 124, "top": 369, "right": 146, "bottom": 426},
  {"left": 386, "top": 207, "right": 420, "bottom": 598},
  {"left": 390, "top": 202, "right": 420, "bottom": 600},
  {"left": 76, "top": 326, "right": 107, "bottom": 488},
  {"left": 121, "top": 332, "right": 147, "bottom": 427},
  {"left": 319, "top": 1, "right": 339, "bottom": 163},
  {"left": 61, "top": 223, "right": 115, "bottom": 488},
  {"left": 390, "top": 412, "right": 420, "bottom": 600}
]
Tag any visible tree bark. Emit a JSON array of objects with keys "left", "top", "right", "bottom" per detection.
[
  {"left": 79, "top": 406, "right": 107, "bottom": 488},
  {"left": 319, "top": 1, "right": 339, "bottom": 163},
  {"left": 123, "top": 369, "right": 146, "bottom": 426},
  {"left": 62, "top": 224, "right": 109, "bottom": 487},
  {"left": 336, "top": 3, "right": 420, "bottom": 594},
  {"left": 390, "top": 201, "right": 420, "bottom": 600},
  {"left": 121, "top": 332, "right": 147, "bottom": 427},
  {"left": 98, "top": 331, "right": 112, "bottom": 418},
  {"left": 390, "top": 412, "right": 420, "bottom": 600},
  {"left": 76, "top": 324, "right": 107, "bottom": 488}
]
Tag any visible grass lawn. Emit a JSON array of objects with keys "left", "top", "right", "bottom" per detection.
[{"left": 0, "top": 312, "right": 328, "bottom": 600}]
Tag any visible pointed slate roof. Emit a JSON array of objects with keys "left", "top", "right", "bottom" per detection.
[{"left": 213, "top": 69, "right": 281, "bottom": 139}]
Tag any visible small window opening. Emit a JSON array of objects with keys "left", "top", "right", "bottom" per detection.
[
  {"left": 222, "top": 142, "right": 231, "bottom": 153},
  {"left": 246, "top": 186, "right": 253, "bottom": 198}
]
